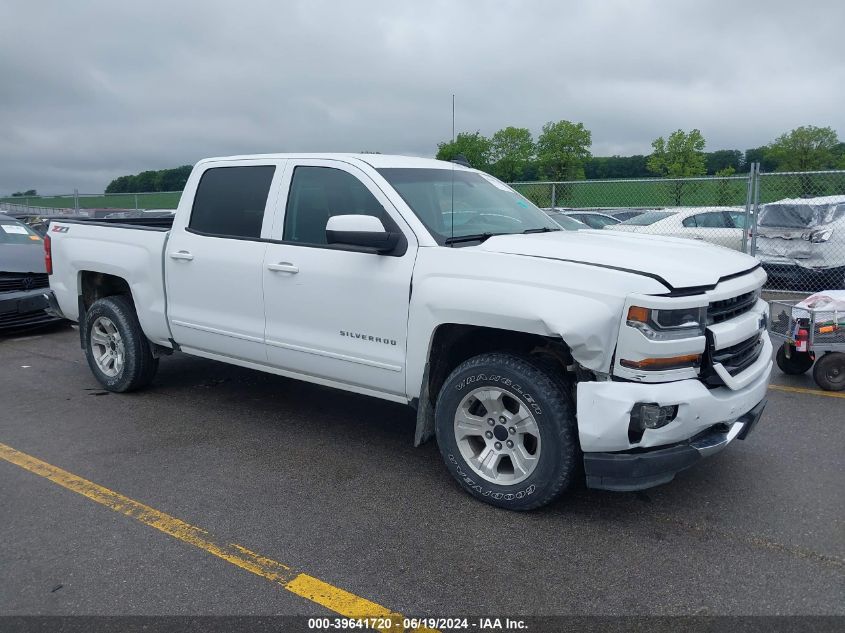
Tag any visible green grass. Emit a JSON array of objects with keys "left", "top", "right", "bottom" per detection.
[
  {"left": 0, "top": 192, "right": 182, "bottom": 210},
  {"left": 3, "top": 172, "right": 844, "bottom": 212},
  {"left": 513, "top": 172, "right": 845, "bottom": 209}
]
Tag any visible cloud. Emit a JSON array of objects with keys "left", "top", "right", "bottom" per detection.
[{"left": 0, "top": 0, "right": 842, "bottom": 193}]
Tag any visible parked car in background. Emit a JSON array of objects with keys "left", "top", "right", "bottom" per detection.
[
  {"left": 542, "top": 209, "right": 589, "bottom": 230},
  {"left": 0, "top": 214, "right": 62, "bottom": 332},
  {"left": 605, "top": 208, "right": 648, "bottom": 222},
  {"left": 7, "top": 214, "right": 59, "bottom": 236},
  {"left": 607, "top": 207, "right": 747, "bottom": 251},
  {"left": 103, "top": 209, "right": 177, "bottom": 220},
  {"left": 755, "top": 196, "right": 845, "bottom": 290},
  {"left": 140, "top": 209, "right": 177, "bottom": 218},
  {"left": 553, "top": 210, "right": 620, "bottom": 229}
]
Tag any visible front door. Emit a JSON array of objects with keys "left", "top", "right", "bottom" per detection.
[{"left": 262, "top": 160, "right": 416, "bottom": 397}]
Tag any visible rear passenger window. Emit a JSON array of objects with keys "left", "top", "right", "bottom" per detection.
[
  {"left": 189, "top": 166, "right": 275, "bottom": 239},
  {"left": 691, "top": 212, "right": 727, "bottom": 228},
  {"left": 283, "top": 166, "right": 390, "bottom": 245},
  {"left": 729, "top": 212, "right": 747, "bottom": 228}
]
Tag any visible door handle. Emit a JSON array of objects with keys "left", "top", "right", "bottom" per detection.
[
  {"left": 267, "top": 262, "right": 299, "bottom": 274},
  {"left": 169, "top": 250, "right": 194, "bottom": 260}
]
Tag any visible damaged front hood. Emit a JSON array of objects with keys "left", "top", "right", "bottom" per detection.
[{"left": 479, "top": 230, "right": 759, "bottom": 290}]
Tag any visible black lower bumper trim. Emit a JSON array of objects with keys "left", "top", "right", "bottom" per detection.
[
  {"left": 736, "top": 397, "right": 766, "bottom": 440},
  {"left": 584, "top": 397, "right": 767, "bottom": 492},
  {"left": 584, "top": 445, "right": 701, "bottom": 492},
  {"left": 0, "top": 289, "right": 62, "bottom": 332}
]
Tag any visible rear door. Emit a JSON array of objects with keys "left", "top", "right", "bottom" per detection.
[
  {"left": 165, "top": 160, "right": 286, "bottom": 362},
  {"left": 262, "top": 160, "right": 417, "bottom": 397}
]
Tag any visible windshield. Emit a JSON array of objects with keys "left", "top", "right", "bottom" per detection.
[
  {"left": 546, "top": 212, "right": 587, "bottom": 231},
  {"left": 0, "top": 217, "right": 42, "bottom": 244},
  {"left": 619, "top": 210, "right": 676, "bottom": 226},
  {"left": 378, "top": 168, "right": 559, "bottom": 245},
  {"left": 759, "top": 202, "right": 845, "bottom": 228}
]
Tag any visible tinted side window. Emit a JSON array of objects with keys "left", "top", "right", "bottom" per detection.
[
  {"left": 692, "top": 213, "right": 726, "bottom": 228},
  {"left": 283, "top": 166, "right": 389, "bottom": 245},
  {"left": 682, "top": 216, "right": 697, "bottom": 228},
  {"left": 189, "top": 166, "right": 275, "bottom": 239},
  {"left": 729, "top": 211, "right": 747, "bottom": 228},
  {"left": 282, "top": 167, "right": 393, "bottom": 245}
]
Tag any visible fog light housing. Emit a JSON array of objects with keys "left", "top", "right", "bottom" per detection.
[{"left": 628, "top": 402, "right": 678, "bottom": 443}]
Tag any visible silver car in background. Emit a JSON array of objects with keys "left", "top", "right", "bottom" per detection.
[{"left": 756, "top": 195, "right": 845, "bottom": 290}]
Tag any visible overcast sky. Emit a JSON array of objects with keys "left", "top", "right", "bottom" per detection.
[{"left": 1, "top": 0, "right": 843, "bottom": 194}]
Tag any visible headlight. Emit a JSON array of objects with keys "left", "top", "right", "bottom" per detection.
[
  {"left": 802, "top": 228, "right": 833, "bottom": 243},
  {"left": 627, "top": 305, "right": 706, "bottom": 340}
]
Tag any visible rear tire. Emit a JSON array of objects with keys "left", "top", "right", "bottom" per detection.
[
  {"left": 434, "top": 352, "right": 577, "bottom": 511},
  {"left": 83, "top": 295, "right": 159, "bottom": 392},
  {"left": 812, "top": 352, "right": 845, "bottom": 392},
  {"left": 776, "top": 344, "right": 814, "bottom": 375}
]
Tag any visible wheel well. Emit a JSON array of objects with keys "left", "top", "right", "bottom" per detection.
[
  {"left": 424, "top": 324, "right": 572, "bottom": 410},
  {"left": 79, "top": 271, "right": 132, "bottom": 311}
]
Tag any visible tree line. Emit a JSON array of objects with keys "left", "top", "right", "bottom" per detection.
[
  {"left": 436, "top": 124, "right": 845, "bottom": 183},
  {"left": 97, "top": 125, "right": 844, "bottom": 195},
  {"left": 105, "top": 165, "right": 193, "bottom": 194}
]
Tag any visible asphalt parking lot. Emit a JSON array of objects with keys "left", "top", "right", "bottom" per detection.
[{"left": 1, "top": 325, "right": 843, "bottom": 624}]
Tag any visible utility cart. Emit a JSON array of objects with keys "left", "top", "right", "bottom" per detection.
[{"left": 769, "top": 295, "right": 845, "bottom": 391}]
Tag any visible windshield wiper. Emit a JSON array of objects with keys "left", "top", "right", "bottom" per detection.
[
  {"left": 522, "top": 227, "right": 560, "bottom": 234},
  {"left": 444, "top": 232, "right": 503, "bottom": 245}
]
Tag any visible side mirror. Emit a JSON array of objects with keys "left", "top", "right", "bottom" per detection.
[{"left": 325, "top": 215, "right": 400, "bottom": 254}]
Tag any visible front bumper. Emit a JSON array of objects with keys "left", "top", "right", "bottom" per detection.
[
  {"left": 583, "top": 398, "right": 766, "bottom": 491},
  {"left": 0, "top": 288, "right": 63, "bottom": 331},
  {"left": 760, "top": 262, "right": 845, "bottom": 290},
  {"left": 577, "top": 332, "right": 772, "bottom": 452}
]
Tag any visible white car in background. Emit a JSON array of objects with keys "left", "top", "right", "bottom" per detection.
[
  {"left": 607, "top": 207, "right": 748, "bottom": 251},
  {"left": 545, "top": 209, "right": 620, "bottom": 229},
  {"left": 542, "top": 209, "right": 589, "bottom": 230},
  {"left": 755, "top": 195, "right": 845, "bottom": 290}
]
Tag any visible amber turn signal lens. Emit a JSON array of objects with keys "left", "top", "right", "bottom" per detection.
[
  {"left": 620, "top": 354, "right": 701, "bottom": 370},
  {"left": 627, "top": 306, "right": 650, "bottom": 323}
]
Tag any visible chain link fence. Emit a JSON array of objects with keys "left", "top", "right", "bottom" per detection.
[
  {"left": 511, "top": 168, "right": 845, "bottom": 293},
  {"left": 3, "top": 170, "right": 845, "bottom": 292},
  {"left": 0, "top": 191, "right": 181, "bottom": 218}
]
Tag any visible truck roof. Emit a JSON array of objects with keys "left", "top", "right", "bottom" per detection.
[{"left": 197, "top": 153, "right": 473, "bottom": 171}]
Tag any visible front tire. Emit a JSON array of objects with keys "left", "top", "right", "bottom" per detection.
[
  {"left": 776, "top": 344, "right": 814, "bottom": 375},
  {"left": 813, "top": 352, "right": 845, "bottom": 392},
  {"left": 83, "top": 295, "right": 158, "bottom": 392},
  {"left": 434, "top": 352, "right": 578, "bottom": 510}
]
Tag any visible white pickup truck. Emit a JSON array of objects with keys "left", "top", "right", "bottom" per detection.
[{"left": 46, "top": 154, "right": 772, "bottom": 510}]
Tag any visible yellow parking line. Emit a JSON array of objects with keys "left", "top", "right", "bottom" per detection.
[
  {"left": 769, "top": 384, "right": 845, "bottom": 399},
  {"left": 0, "top": 442, "right": 435, "bottom": 633}
]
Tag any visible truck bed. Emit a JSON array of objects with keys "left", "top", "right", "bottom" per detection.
[{"left": 47, "top": 217, "right": 173, "bottom": 345}]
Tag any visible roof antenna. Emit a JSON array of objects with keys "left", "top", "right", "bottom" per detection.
[
  {"left": 451, "top": 93, "right": 455, "bottom": 142},
  {"left": 448, "top": 94, "right": 469, "bottom": 167}
]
